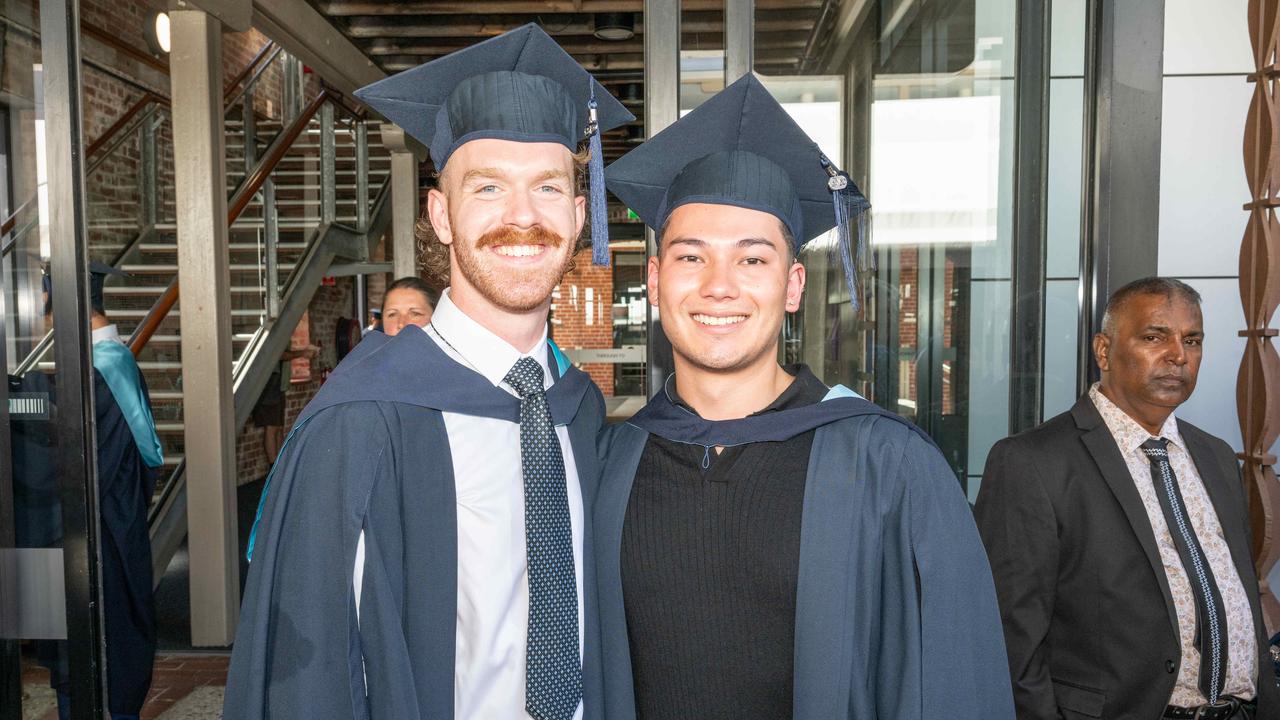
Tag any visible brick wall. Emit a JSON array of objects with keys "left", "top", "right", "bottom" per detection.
[
  {"left": 551, "top": 248, "right": 615, "bottom": 395},
  {"left": 898, "top": 247, "right": 919, "bottom": 413},
  {"left": 234, "top": 277, "right": 356, "bottom": 485}
]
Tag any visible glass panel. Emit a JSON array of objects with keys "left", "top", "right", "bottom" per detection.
[
  {"left": 2, "top": 1, "right": 80, "bottom": 716},
  {"left": 1046, "top": 79, "right": 1084, "bottom": 279},
  {"left": 1042, "top": 0, "right": 1088, "bottom": 416},
  {"left": 1050, "top": 0, "right": 1086, "bottom": 77},
  {"left": 759, "top": 0, "right": 1019, "bottom": 491},
  {"left": 1044, "top": 278, "right": 1080, "bottom": 418}
]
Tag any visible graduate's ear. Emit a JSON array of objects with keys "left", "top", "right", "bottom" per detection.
[
  {"left": 646, "top": 254, "right": 660, "bottom": 307},
  {"left": 785, "top": 260, "right": 805, "bottom": 312},
  {"left": 574, "top": 193, "right": 586, "bottom": 239},
  {"left": 427, "top": 187, "right": 454, "bottom": 247}
]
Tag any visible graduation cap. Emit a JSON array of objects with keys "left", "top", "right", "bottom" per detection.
[
  {"left": 42, "top": 261, "right": 129, "bottom": 315},
  {"left": 606, "top": 73, "right": 872, "bottom": 308},
  {"left": 354, "top": 23, "right": 634, "bottom": 266},
  {"left": 87, "top": 261, "right": 128, "bottom": 314}
]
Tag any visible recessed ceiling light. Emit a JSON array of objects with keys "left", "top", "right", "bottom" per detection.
[{"left": 593, "top": 12, "right": 635, "bottom": 41}]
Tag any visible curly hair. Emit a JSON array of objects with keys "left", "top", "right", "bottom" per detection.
[{"left": 415, "top": 144, "right": 594, "bottom": 289}]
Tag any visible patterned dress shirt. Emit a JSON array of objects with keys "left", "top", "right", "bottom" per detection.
[{"left": 1089, "top": 384, "right": 1257, "bottom": 705}]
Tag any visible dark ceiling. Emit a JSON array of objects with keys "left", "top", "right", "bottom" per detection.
[{"left": 309, "top": 0, "right": 834, "bottom": 162}]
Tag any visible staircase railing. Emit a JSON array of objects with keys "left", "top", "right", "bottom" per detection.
[
  {"left": 0, "top": 38, "right": 276, "bottom": 263},
  {"left": 144, "top": 90, "right": 391, "bottom": 581},
  {"left": 128, "top": 90, "right": 331, "bottom": 355},
  {"left": 3, "top": 42, "right": 282, "bottom": 373}
]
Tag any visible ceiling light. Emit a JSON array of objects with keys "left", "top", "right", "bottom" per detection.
[
  {"left": 593, "top": 12, "right": 635, "bottom": 41},
  {"left": 145, "top": 12, "right": 171, "bottom": 55}
]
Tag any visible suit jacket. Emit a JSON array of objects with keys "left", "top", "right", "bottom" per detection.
[{"left": 974, "top": 395, "right": 1279, "bottom": 719}]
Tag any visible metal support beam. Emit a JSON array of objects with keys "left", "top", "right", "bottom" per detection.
[
  {"left": 251, "top": 0, "right": 385, "bottom": 96},
  {"left": 1076, "top": 0, "right": 1164, "bottom": 391},
  {"left": 1009, "top": 0, "right": 1049, "bottom": 433},
  {"left": 139, "top": 114, "right": 157, "bottom": 231},
  {"left": 42, "top": 0, "right": 106, "bottom": 715},
  {"left": 169, "top": 9, "right": 239, "bottom": 646},
  {"left": 320, "top": 103, "right": 336, "bottom": 226},
  {"left": 0, "top": 238, "right": 15, "bottom": 720},
  {"left": 355, "top": 273, "right": 368, "bottom": 330},
  {"left": 381, "top": 123, "right": 424, "bottom": 279},
  {"left": 356, "top": 121, "right": 370, "bottom": 231},
  {"left": 725, "top": 0, "right": 755, "bottom": 82},
  {"left": 644, "top": 0, "right": 679, "bottom": 397},
  {"left": 264, "top": 179, "right": 280, "bottom": 319},
  {"left": 282, "top": 53, "right": 304, "bottom": 125},
  {"left": 242, "top": 87, "right": 257, "bottom": 174}
]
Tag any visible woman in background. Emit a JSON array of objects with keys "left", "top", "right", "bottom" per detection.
[{"left": 381, "top": 276, "right": 438, "bottom": 337}]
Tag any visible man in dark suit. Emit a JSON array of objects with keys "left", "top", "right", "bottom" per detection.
[{"left": 975, "top": 277, "right": 1279, "bottom": 720}]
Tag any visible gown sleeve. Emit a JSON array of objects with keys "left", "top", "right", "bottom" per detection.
[
  {"left": 223, "top": 404, "right": 392, "bottom": 720},
  {"left": 877, "top": 430, "right": 1016, "bottom": 719}
]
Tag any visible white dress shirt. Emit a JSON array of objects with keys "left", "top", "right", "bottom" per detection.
[
  {"left": 91, "top": 323, "right": 124, "bottom": 346},
  {"left": 354, "top": 290, "right": 584, "bottom": 719}
]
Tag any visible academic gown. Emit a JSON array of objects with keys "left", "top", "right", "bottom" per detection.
[
  {"left": 91, "top": 344, "right": 162, "bottom": 716},
  {"left": 224, "top": 325, "right": 607, "bottom": 720},
  {"left": 593, "top": 387, "right": 1015, "bottom": 720},
  {"left": 10, "top": 342, "right": 163, "bottom": 715}
]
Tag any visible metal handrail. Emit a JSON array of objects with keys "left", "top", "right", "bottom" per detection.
[
  {"left": 0, "top": 213, "right": 37, "bottom": 260},
  {"left": 12, "top": 329, "right": 53, "bottom": 377},
  {"left": 224, "top": 41, "right": 277, "bottom": 102},
  {"left": 0, "top": 96, "right": 165, "bottom": 256},
  {"left": 128, "top": 90, "right": 333, "bottom": 356},
  {"left": 85, "top": 92, "right": 168, "bottom": 158},
  {"left": 0, "top": 38, "right": 268, "bottom": 247},
  {"left": 223, "top": 45, "right": 285, "bottom": 114},
  {"left": 9, "top": 224, "right": 156, "bottom": 372},
  {"left": 86, "top": 103, "right": 166, "bottom": 176}
]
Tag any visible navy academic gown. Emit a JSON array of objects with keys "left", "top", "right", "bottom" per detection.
[
  {"left": 594, "top": 389, "right": 1015, "bottom": 719},
  {"left": 9, "top": 350, "right": 161, "bottom": 716},
  {"left": 92, "top": 360, "right": 160, "bottom": 716},
  {"left": 224, "top": 325, "right": 606, "bottom": 720}
]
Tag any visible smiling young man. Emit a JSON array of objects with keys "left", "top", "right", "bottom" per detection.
[
  {"left": 975, "top": 278, "right": 1279, "bottom": 720},
  {"left": 223, "top": 25, "right": 631, "bottom": 720},
  {"left": 595, "top": 74, "right": 1014, "bottom": 720}
]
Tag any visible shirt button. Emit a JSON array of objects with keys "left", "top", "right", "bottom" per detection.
[{"left": 1166, "top": 660, "right": 1176, "bottom": 673}]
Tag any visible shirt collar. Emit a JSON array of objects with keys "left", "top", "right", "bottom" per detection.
[
  {"left": 1088, "top": 382, "right": 1183, "bottom": 452},
  {"left": 428, "top": 289, "right": 552, "bottom": 391},
  {"left": 91, "top": 323, "right": 124, "bottom": 346}
]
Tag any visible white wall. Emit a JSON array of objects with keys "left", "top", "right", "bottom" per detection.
[
  {"left": 1155, "top": 0, "right": 1280, "bottom": 590},
  {"left": 1157, "top": 0, "right": 1254, "bottom": 452}
]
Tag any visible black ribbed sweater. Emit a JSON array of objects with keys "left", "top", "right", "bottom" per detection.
[{"left": 620, "top": 367, "right": 827, "bottom": 720}]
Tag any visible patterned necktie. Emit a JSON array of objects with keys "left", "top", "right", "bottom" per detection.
[
  {"left": 505, "top": 357, "right": 582, "bottom": 720},
  {"left": 1140, "top": 437, "right": 1229, "bottom": 702}
]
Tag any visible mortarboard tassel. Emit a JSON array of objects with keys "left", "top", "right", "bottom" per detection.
[
  {"left": 821, "top": 154, "right": 869, "bottom": 311},
  {"left": 587, "top": 89, "right": 610, "bottom": 267}
]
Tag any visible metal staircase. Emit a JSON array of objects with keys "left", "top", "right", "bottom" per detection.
[{"left": 1, "top": 45, "right": 393, "bottom": 582}]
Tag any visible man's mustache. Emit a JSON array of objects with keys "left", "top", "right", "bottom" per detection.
[{"left": 474, "top": 225, "right": 567, "bottom": 250}]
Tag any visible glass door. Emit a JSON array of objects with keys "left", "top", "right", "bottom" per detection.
[{"left": 1, "top": 1, "right": 105, "bottom": 717}]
